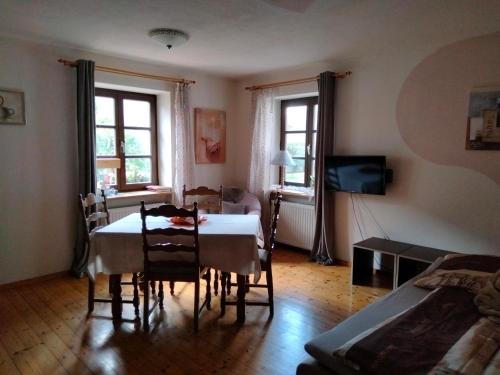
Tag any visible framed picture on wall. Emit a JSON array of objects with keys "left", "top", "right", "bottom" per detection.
[
  {"left": 194, "top": 108, "right": 226, "bottom": 163},
  {"left": 466, "top": 87, "right": 500, "bottom": 150},
  {"left": 0, "top": 88, "right": 26, "bottom": 125}
]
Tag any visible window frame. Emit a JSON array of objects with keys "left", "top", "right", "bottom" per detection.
[
  {"left": 95, "top": 88, "right": 158, "bottom": 191},
  {"left": 280, "top": 96, "right": 318, "bottom": 187}
]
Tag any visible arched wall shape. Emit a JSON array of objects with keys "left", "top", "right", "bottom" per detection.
[{"left": 397, "top": 32, "right": 500, "bottom": 185}]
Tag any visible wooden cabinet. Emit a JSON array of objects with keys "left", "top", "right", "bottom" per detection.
[
  {"left": 352, "top": 237, "right": 453, "bottom": 290},
  {"left": 397, "top": 245, "right": 451, "bottom": 287}
]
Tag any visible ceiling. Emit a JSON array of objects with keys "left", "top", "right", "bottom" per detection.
[{"left": 1, "top": 0, "right": 500, "bottom": 78}]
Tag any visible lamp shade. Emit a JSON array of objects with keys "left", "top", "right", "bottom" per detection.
[
  {"left": 96, "top": 158, "right": 121, "bottom": 169},
  {"left": 149, "top": 28, "right": 189, "bottom": 49},
  {"left": 271, "top": 150, "right": 295, "bottom": 167}
]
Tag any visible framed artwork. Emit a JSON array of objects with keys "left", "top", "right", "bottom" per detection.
[
  {"left": 0, "top": 88, "right": 25, "bottom": 125},
  {"left": 194, "top": 108, "right": 226, "bottom": 163},
  {"left": 466, "top": 87, "right": 500, "bottom": 150}
]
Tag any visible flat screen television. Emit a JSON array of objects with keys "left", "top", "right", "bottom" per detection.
[{"left": 325, "top": 155, "right": 387, "bottom": 195}]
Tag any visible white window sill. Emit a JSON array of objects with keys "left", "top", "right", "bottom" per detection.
[
  {"left": 107, "top": 190, "right": 171, "bottom": 201},
  {"left": 106, "top": 190, "right": 172, "bottom": 209},
  {"left": 271, "top": 185, "right": 315, "bottom": 202}
]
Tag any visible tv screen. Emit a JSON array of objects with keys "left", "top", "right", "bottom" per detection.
[{"left": 325, "top": 156, "right": 386, "bottom": 195}]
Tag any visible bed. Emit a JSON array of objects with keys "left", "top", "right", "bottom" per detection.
[{"left": 297, "top": 254, "right": 500, "bottom": 375}]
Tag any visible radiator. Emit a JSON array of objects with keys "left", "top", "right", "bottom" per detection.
[
  {"left": 276, "top": 201, "right": 316, "bottom": 251},
  {"left": 109, "top": 203, "right": 162, "bottom": 223}
]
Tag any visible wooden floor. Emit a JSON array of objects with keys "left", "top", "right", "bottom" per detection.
[{"left": 0, "top": 248, "right": 390, "bottom": 375}]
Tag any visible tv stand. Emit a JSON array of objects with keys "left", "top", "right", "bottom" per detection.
[{"left": 352, "top": 237, "right": 453, "bottom": 289}]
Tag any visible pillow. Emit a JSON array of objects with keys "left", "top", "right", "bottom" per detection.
[
  {"left": 238, "top": 191, "right": 261, "bottom": 213},
  {"left": 222, "top": 201, "right": 247, "bottom": 214},
  {"left": 414, "top": 254, "right": 500, "bottom": 293},
  {"left": 222, "top": 187, "right": 244, "bottom": 203}
]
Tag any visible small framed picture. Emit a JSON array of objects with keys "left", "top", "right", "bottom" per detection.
[
  {"left": 466, "top": 87, "right": 500, "bottom": 150},
  {"left": 194, "top": 108, "right": 226, "bottom": 164},
  {"left": 0, "top": 88, "right": 26, "bottom": 125}
]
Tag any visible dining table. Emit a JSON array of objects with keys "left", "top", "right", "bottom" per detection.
[{"left": 88, "top": 213, "right": 264, "bottom": 323}]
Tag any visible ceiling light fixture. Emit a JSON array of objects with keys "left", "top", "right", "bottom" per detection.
[{"left": 149, "top": 28, "right": 189, "bottom": 49}]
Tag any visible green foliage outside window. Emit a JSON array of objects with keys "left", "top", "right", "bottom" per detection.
[
  {"left": 126, "top": 158, "right": 151, "bottom": 183},
  {"left": 96, "top": 128, "right": 116, "bottom": 156}
]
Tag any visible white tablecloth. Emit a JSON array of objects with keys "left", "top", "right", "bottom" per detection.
[{"left": 88, "top": 213, "right": 264, "bottom": 282}]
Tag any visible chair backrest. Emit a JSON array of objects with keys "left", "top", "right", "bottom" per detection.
[
  {"left": 140, "top": 201, "right": 200, "bottom": 270},
  {"left": 182, "top": 185, "right": 222, "bottom": 213},
  {"left": 267, "top": 192, "right": 283, "bottom": 253},
  {"left": 79, "top": 190, "right": 110, "bottom": 241}
]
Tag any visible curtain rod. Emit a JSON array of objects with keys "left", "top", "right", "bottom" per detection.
[
  {"left": 57, "top": 59, "right": 196, "bottom": 85},
  {"left": 244, "top": 71, "right": 351, "bottom": 91}
]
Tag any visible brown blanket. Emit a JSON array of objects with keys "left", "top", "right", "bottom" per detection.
[
  {"left": 334, "top": 287, "right": 499, "bottom": 375},
  {"left": 414, "top": 255, "right": 500, "bottom": 293},
  {"left": 474, "top": 270, "right": 500, "bottom": 324}
]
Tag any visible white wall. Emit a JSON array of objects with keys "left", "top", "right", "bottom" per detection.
[
  {"left": 0, "top": 39, "right": 76, "bottom": 284},
  {"left": 0, "top": 37, "right": 237, "bottom": 284},
  {"left": 233, "top": 39, "right": 500, "bottom": 261}
]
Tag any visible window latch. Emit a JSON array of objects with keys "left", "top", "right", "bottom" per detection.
[
  {"left": 307, "top": 144, "right": 311, "bottom": 156},
  {"left": 120, "top": 140, "right": 125, "bottom": 154}
]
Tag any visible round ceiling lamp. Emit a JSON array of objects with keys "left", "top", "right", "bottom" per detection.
[{"left": 149, "top": 28, "right": 189, "bottom": 49}]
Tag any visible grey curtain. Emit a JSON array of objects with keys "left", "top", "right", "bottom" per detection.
[
  {"left": 70, "top": 59, "right": 96, "bottom": 277},
  {"left": 311, "top": 71, "right": 336, "bottom": 265}
]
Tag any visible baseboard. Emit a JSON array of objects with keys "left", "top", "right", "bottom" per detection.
[
  {"left": 276, "top": 242, "right": 351, "bottom": 266},
  {"left": 276, "top": 241, "right": 311, "bottom": 254},
  {"left": 336, "top": 259, "right": 351, "bottom": 267},
  {"left": 0, "top": 271, "right": 70, "bottom": 291}
]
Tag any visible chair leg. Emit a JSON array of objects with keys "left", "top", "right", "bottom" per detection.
[
  {"left": 159, "top": 281, "right": 164, "bottom": 310},
  {"left": 132, "top": 273, "right": 140, "bottom": 317},
  {"left": 194, "top": 280, "right": 200, "bottom": 332},
  {"left": 88, "top": 277, "right": 95, "bottom": 313},
  {"left": 214, "top": 270, "right": 219, "bottom": 296},
  {"left": 143, "top": 279, "right": 150, "bottom": 331},
  {"left": 227, "top": 273, "right": 231, "bottom": 295},
  {"left": 220, "top": 272, "right": 227, "bottom": 317},
  {"left": 205, "top": 269, "right": 212, "bottom": 310},
  {"left": 245, "top": 275, "right": 250, "bottom": 293},
  {"left": 110, "top": 274, "right": 123, "bottom": 320},
  {"left": 236, "top": 274, "right": 246, "bottom": 323},
  {"left": 169, "top": 281, "right": 175, "bottom": 296},
  {"left": 150, "top": 280, "right": 156, "bottom": 295},
  {"left": 267, "top": 266, "right": 274, "bottom": 319}
]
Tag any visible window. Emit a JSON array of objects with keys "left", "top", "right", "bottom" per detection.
[
  {"left": 95, "top": 88, "right": 158, "bottom": 191},
  {"left": 280, "top": 97, "right": 318, "bottom": 187}
]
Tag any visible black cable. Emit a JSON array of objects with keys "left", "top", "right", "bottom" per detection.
[
  {"left": 357, "top": 194, "right": 390, "bottom": 240},
  {"left": 350, "top": 192, "right": 364, "bottom": 240},
  {"left": 353, "top": 194, "right": 390, "bottom": 271}
]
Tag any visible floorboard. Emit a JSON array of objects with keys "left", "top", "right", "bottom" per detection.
[{"left": 0, "top": 248, "right": 390, "bottom": 375}]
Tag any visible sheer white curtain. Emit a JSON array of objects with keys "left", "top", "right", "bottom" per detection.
[
  {"left": 173, "top": 83, "right": 194, "bottom": 206},
  {"left": 247, "top": 88, "right": 276, "bottom": 229}
]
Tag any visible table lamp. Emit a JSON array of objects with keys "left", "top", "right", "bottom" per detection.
[
  {"left": 96, "top": 157, "right": 121, "bottom": 191},
  {"left": 271, "top": 150, "right": 295, "bottom": 189}
]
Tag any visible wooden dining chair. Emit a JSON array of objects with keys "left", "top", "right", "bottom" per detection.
[
  {"left": 182, "top": 185, "right": 223, "bottom": 213},
  {"left": 220, "top": 192, "right": 282, "bottom": 318},
  {"left": 180, "top": 185, "right": 223, "bottom": 302},
  {"left": 80, "top": 191, "right": 140, "bottom": 317},
  {"left": 140, "top": 201, "right": 209, "bottom": 332}
]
